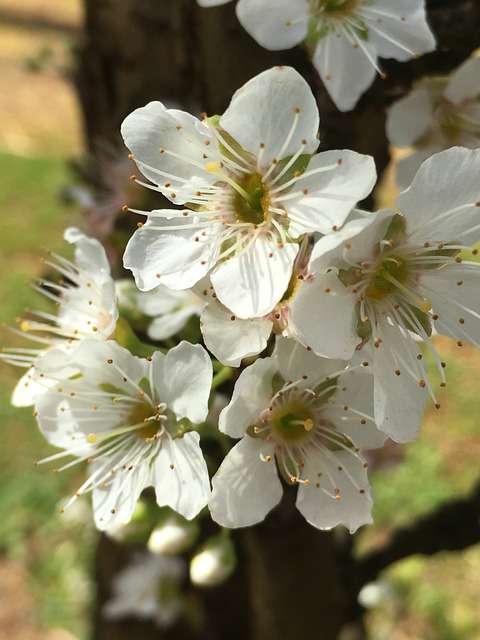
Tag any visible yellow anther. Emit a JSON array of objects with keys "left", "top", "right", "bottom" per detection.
[
  {"left": 87, "top": 433, "right": 97, "bottom": 444},
  {"left": 304, "top": 418, "right": 314, "bottom": 431},
  {"left": 205, "top": 161, "right": 220, "bottom": 173}
]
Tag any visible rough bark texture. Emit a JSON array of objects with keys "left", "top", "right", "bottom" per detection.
[{"left": 74, "top": 1, "right": 480, "bottom": 639}]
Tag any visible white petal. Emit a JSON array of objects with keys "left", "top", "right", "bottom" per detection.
[
  {"left": 92, "top": 463, "right": 150, "bottom": 531},
  {"left": 296, "top": 450, "right": 373, "bottom": 533},
  {"left": 64, "top": 227, "right": 111, "bottom": 275},
  {"left": 445, "top": 56, "right": 480, "bottom": 104},
  {"left": 308, "top": 208, "right": 395, "bottom": 271},
  {"left": 220, "top": 67, "right": 319, "bottom": 166},
  {"left": 421, "top": 266, "right": 480, "bottom": 348},
  {"left": 151, "top": 342, "right": 212, "bottom": 423},
  {"left": 236, "top": 0, "right": 308, "bottom": 50},
  {"left": 147, "top": 307, "right": 199, "bottom": 341},
  {"left": 123, "top": 212, "right": 217, "bottom": 291},
  {"left": 121, "top": 102, "right": 218, "bottom": 202},
  {"left": 290, "top": 274, "right": 359, "bottom": 359},
  {"left": 273, "top": 335, "right": 347, "bottom": 384},
  {"left": 218, "top": 356, "right": 276, "bottom": 437},
  {"left": 211, "top": 236, "right": 299, "bottom": 318},
  {"left": 285, "top": 150, "right": 376, "bottom": 237},
  {"left": 313, "top": 33, "right": 377, "bottom": 112},
  {"left": 322, "top": 368, "right": 388, "bottom": 449},
  {"left": 209, "top": 437, "right": 282, "bottom": 527},
  {"left": 365, "top": 0, "right": 435, "bottom": 61},
  {"left": 386, "top": 89, "right": 433, "bottom": 147},
  {"left": 201, "top": 299, "right": 272, "bottom": 366},
  {"left": 153, "top": 432, "right": 210, "bottom": 520},
  {"left": 395, "top": 147, "right": 437, "bottom": 190},
  {"left": 372, "top": 322, "right": 428, "bottom": 442},
  {"left": 397, "top": 148, "right": 480, "bottom": 246}
]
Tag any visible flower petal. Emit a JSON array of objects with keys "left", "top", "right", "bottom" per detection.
[
  {"left": 421, "top": 266, "right": 480, "bottom": 348},
  {"left": 236, "top": 0, "right": 308, "bottom": 51},
  {"left": 397, "top": 148, "right": 480, "bottom": 246},
  {"left": 151, "top": 342, "right": 212, "bottom": 423},
  {"left": 312, "top": 34, "right": 377, "bottom": 112},
  {"left": 209, "top": 436, "right": 282, "bottom": 527},
  {"left": 123, "top": 212, "right": 217, "bottom": 291},
  {"left": 220, "top": 67, "right": 319, "bottom": 166},
  {"left": 121, "top": 102, "right": 219, "bottom": 203},
  {"left": 211, "top": 236, "right": 299, "bottom": 318},
  {"left": 201, "top": 299, "right": 272, "bottom": 366},
  {"left": 153, "top": 432, "right": 210, "bottom": 519},
  {"left": 219, "top": 356, "right": 276, "bottom": 437},
  {"left": 290, "top": 273, "right": 359, "bottom": 359},
  {"left": 386, "top": 89, "right": 433, "bottom": 147},
  {"left": 364, "top": 0, "right": 435, "bottom": 61},
  {"left": 296, "top": 450, "right": 373, "bottom": 533},
  {"left": 445, "top": 56, "right": 480, "bottom": 104},
  {"left": 372, "top": 322, "right": 428, "bottom": 442},
  {"left": 285, "top": 150, "right": 376, "bottom": 237}
]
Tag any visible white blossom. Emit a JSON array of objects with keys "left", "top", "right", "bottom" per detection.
[
  {"left": 33, "top": 339, "right": 212, "bottom": 530},
  {"left": 291, "top": 147, "right": 480, "bottom": 442},
  {"left": 122, "top": 66, "right": 376, "bottom": 319},
  {"left": 103, "top": 551, "right": 185, "bottom": 628},
  {"left": 209, "top": 337, "right": 386, "bottom": 532},
  {"left": 1, "top": 227, "right": 117, "bottom": 407},
  {"left": 387, "top": 55, "right": 480, "bottom": 187},
  {"left": 197, "top": 0, "right": 435, "bottom": 112}
]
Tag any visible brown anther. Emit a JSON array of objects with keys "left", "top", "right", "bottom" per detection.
[
  {"left": 122, "top": 205, "right": 129, "bottom": 212},
  {"left": 395, "top": 369, "right": 401, "bottom": 376},
  {"left": 323, "top": 287, "right": 331, "bottom": 293},
  {"left": 458, "top": 317, "right": 465, "bottom": 324},
  {"left": 170, "top": 463, "right": 175, "bottom": 470},
  {"left": 419, "top": 379, "right": 426, "bottom": 388},
  {"left": 293, "top": 106, "right": 300, "bottom": 113}
]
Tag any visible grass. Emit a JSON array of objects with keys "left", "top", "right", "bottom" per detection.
[{"left": 0, "top": 150, "right": 94, "bottom": 639}]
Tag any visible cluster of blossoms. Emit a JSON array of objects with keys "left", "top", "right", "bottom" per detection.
[
  {"left": 3, "top": 22, "right": 480, "bottom": 620},
  {"left": 196, "top": 0, "right": 436, "bottom": 111},
  {"left": 5, "top": 64, "right": 479, "bottom": 543}
]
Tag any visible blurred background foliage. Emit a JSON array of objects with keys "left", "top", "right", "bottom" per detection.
[{"left": 0, "top": 1, "right": 480, "bottom": 638}]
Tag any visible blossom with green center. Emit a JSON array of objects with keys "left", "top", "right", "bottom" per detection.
[
  {"left": 33, "top": 339, "right": 212, "bottom": 530},
  {"left": 209, "top": 337, "right": 386, "bottom": 531},
  {"left": 291, "top": 147, "right": 480, "bottom": 442},
  {"left": 198, "top": 0, "right": 435, "bottom": 111},
  {"left": 121, "top": 66, "right": 376, "bottom": 319},
  {"left": 387, "top": 55, "right": 480, "bottom": 187}
]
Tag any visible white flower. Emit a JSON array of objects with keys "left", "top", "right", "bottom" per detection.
[
  {"left": 232, "top": 0, "right": 436, "bottom": 112},
  {"left": 33, "top": 339, "right": 212, "bottom": 530},
  {"left": 103, "top": 551, "right": 185, "bottom": 629},
  {"left": 122, "top": 66, "right": 376, "bottom": 319},
  {"left": 209, "top": 337, "right": 386, "bottom": 532},
  {"left": 2, "top": 227, "right": 118, "bottom": 407},
  {"left": 291, "top": 147, "right": 480, "bottom": 442},
  {"left": 387, "top": 55, "right": 480, "bottom": 187}
]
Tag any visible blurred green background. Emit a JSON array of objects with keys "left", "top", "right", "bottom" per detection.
[{"left": 0, "top": 2, "right": 479, "bottom": 638}]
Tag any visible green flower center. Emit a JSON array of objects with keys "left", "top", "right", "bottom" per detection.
[
  {"left": 365, "top": 252, "right": 410, "bottom": 302},
  {"left": 270, "top": 399, "right": 315, "bottom": 444},
  {"left": 233, "top": 172, "right": 267, "bottom": 225},
  {"left": 129, "top": 401, "right": 159, "bottom": 440}
]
